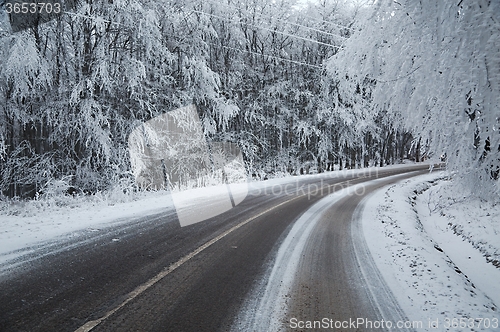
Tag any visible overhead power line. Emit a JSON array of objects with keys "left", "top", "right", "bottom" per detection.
[
  {"left": 202, "top": 0, "right": 354, "bottom": 32},
  {"left": 298, "top": 13, "right": 356, "bottom": 32},
  {"left": 193, "top": 10, "right": 343, "bottom": 50},
  {"left": 60, "top": 10, "right": 326, "bottom": 69},
  {"left": 202, "top": 0, "right": 348, "bottom": 41},
  {"left": 213, "top": 43, "right": 323, "bottom": 69},
  {"left": 62, "top": 5, "right": 345, "bottom": 53}
]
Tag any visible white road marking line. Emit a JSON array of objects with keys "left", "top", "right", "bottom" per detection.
[
  {"left": 75, "top": 193, "right": 308, "bottom": 331},
  {"left": 74, "top": 176, "right": 374, "bottom": 331}
]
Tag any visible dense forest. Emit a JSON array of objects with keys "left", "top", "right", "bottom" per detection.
[{"left": 0, "top": 0, "right": 498, "bottom": 199}]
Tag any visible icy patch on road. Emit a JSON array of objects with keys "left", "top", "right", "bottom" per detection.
[{"left": 362, "top": 173, "right": 500, "bottom": 331}]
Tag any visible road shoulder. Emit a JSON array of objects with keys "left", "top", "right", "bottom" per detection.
[{"left": 361, "top": 172, "right": 500, "bottom": 331}]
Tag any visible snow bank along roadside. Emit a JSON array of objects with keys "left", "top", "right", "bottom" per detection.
[
  {"left": 0, "top": 162, "right": 426, "bottom": 270},
  {"left": 362, "top": 173, "right": 500, "bottom": 331},
  {"left": 0, "top": 192, "right": 176, "bottom": 269}
]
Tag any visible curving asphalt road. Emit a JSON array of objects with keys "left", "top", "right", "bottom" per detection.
[{"left": 0, "top": 164, "right": 440, "bottom": 332}]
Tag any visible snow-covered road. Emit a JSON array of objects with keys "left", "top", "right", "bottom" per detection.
[
  {"left": 2, "top": 163, "right": 498, "bottom": 331},
  {"left": 0, "top": 164, "right": 432, "bottom": 331},
  {"left": 0, "top": 163, "right": 429, "bottom": 270},
  {"left": 232, "top": 171, "right": 429, "bottom": 331}
]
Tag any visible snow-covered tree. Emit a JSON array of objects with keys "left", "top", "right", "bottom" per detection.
[
  {"left": 327, "top": 0, "right": 500, "bottom": 198},
  {"left": 1, "top": 0, "right": 380, "bottom": 198}
]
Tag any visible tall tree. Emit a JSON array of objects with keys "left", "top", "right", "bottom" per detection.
[{"left": 327, "top": 0, "right": 500, "bottom": 198}]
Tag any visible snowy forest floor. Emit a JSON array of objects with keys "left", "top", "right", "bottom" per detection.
[{"left": 362, "top": 172, "right": 500, "bottom": 331}]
